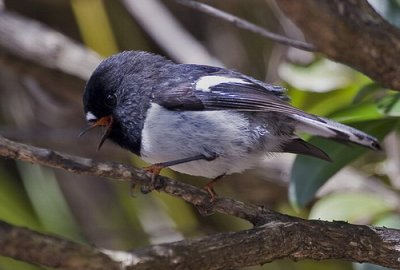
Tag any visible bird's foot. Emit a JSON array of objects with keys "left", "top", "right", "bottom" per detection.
[
  {"left": 195, "top": 179, "right": 220, "bottom": 216},
  {"left": 142, "top": 163, "right": 166, "bottom": 193},
  {"left": 204, "top": 183, "right": 217, "bottom": 202},
  {"left": 203, "top": 174, "right": 225, "bottom": 202},
  {"left": 144, "top": 163, "right": 164, "bottom": 175}
]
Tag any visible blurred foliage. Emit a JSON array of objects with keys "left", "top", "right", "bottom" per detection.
[
  {"left": 0, "top": 0, "right": 399, "bottom": 270},
  {"left": 290, "top": 119, "right": 397, "bottom": 208},
  {"left": 71, "top": 0, "right": 118, "bottom": 56}
]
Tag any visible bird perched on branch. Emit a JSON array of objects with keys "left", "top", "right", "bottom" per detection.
[{"left": 80, "top": 51, "right": 380, "bottom": 198}]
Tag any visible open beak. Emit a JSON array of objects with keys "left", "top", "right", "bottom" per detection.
[{"left": 79, "top": 115, "right": 114, "bottom": 151}]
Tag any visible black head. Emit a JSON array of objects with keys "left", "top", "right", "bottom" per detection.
[{"left": 81, "top": 50, "right": 173, "bottom": 154}]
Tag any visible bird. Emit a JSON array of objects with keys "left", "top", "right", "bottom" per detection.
[{"left": 80, "top": 50, "right": 381, "bottom": 198}]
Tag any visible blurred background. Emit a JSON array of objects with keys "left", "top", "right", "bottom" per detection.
[{"left": 0, "top": 0, "right": 399, "bottom": 269}]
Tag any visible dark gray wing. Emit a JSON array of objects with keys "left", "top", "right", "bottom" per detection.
[{"left": 152, "top": 67, "right": 310, "bottom": 117}]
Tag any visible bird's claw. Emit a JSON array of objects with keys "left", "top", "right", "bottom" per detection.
[
  {"left": 141, "top": 164, "right": 166, "bottom": 193},
  {"left": 144, "top": 164, "right": 164, "bottom": 175},
  {"left": 204, "top": 185, "right": 217, "bottom": 202}
]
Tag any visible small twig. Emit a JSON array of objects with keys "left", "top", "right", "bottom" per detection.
[{"left": 174, "top": 0, "right": 316, "bottom": 52}]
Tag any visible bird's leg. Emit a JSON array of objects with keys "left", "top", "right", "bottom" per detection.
[
  {"left": 143, "top": 153, "right": 217, "bottom": 192},
  {"left": 141, "top": 163, "right": 166, "bottom": 193},
  {"left": 204, "top": 174, "right": 225, "bottom": 202}
]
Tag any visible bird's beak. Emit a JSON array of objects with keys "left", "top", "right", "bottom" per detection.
[{"left": 79, "top": 115, "right": 114, "bottom": 151}]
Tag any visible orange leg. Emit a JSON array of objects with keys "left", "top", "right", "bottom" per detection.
[
  {"left": 143, "top": 164, "right": 165, "bottom": 191},
  {"left": 204, "top": 174, "right": 225, "bottom": 202},
  {"left": 142, "top": 154, "right": 217, "bottom": 192},
  {"left": 144, "top": 163, "right": 164, "bottom": 177}
]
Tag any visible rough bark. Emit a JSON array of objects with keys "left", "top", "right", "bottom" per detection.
[
  {"left": 0, "top": 220, "right": 120, "bottom": 270},
  {"left": 276, "top": 0, "right": 400, "bottom": 90}
]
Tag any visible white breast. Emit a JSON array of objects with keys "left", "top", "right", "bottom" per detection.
[{"left": 140, "top": 103, "right": 267, "bottom": 178}]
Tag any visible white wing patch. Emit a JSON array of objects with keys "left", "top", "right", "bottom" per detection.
[
  {"left": 86, "top": 111, "right": 97, "bottom": 122},
  {"left": 195, "top": 75, "right": 250, "bottom": 92}
]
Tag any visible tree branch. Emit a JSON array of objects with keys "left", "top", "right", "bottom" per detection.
[
  {"left": 0, "top": 220, "right": 121, "bottom": 270},
  {"left": 174, "top": 0, "right": 316, "bottom": 52},
  {"left": 276, "top": 0, "right": 400, "bottom": 91},
  {"left": 1, "top": 135, "right": 400, "bottom": 269},
  {"left": 2, "top": 216, "right": 400, "bottom": 270}
]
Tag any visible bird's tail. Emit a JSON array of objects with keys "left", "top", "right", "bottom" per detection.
[{"left": 291, "top": 114, "right": 381, "bottom": 151}]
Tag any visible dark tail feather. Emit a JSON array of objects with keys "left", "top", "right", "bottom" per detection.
[
  {"left": 281, "top": 138, "right": 332, "bottom": 162},
  {"left": 291, "top": 114, "right": 381, "bottom": 151}
]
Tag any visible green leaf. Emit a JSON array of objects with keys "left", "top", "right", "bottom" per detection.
[
  {"left": 376, "top": 93, "right": 400, "bottom": 116},
  {"left": 309, "top": 193, "right": 391, "bottom": 222},
  {"left": 374, "top": 213, "right": 400, "bottom": 229},
  {"left": 279, "top": 59, "right": 355, "bottom": 93},
  {"left": 353, "top": 263, "right": 393, "bottom": 270},
  {"left": 16, "top": 162, "right": 83, "bottom": 241},
  {"left": 71, "top": 0, "right": 118, "bottom": 56},
  {"left": 327, "top": 92, "right": 400, "bottom": 123},
  {"left": 352, "top": 83, "right": 383, "bottom": 104},
  {"left": 286, "top": 71, "right": 370, "bottom": 117},
  {"left": 329, "top": 102, "right": 384, "bottom": 123},
  {"left": 289, "top": 119, "right": 397, "bottom": 208},
  {"left": 0, "top": 164, "right": 41, "bottom": 230},
  {"left": 0, "top": 257, "right": 43, "bottom": 270}
]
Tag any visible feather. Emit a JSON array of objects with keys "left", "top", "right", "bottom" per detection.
[
  {"left": 291, "top": 114, "right": 381, "bottom": 150},
  {"left": 280, "top": 138, "right": 332, "bottom": 161}
]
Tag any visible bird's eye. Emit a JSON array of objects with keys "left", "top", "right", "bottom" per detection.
[{"left": 104, "top": 94, "right": 117, "bottom": 108}]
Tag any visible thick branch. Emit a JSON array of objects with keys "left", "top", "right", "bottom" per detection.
[
  {"left": 131, "top": 221, "right": 400, "bottom": 269},
  {"left": 1, "top": 205, "right": 400, "bottom": 270},
  {"left": 1, "top": 136, "right": 400, "bottom": 269},
  {"left": 276, "top": 0, "right": 400, "bottom": 90},
  {"left": 0, "top": 220, "right": 120, "bottom": 270}
]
